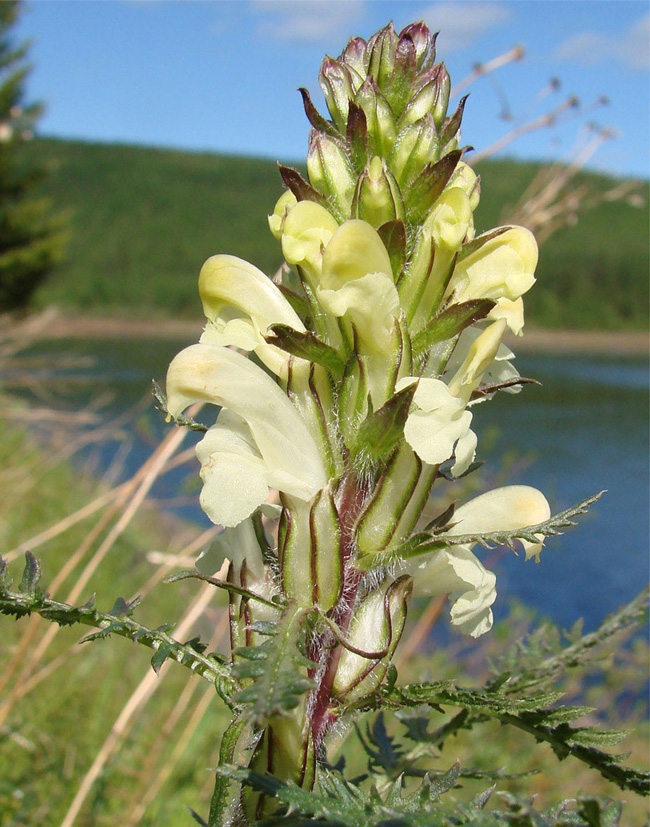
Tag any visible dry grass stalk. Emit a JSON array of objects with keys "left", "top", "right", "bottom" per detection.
[
  {"left": 0, "top": 420, "right": 193, "bottom": 726},
  {"left": 471, "top": 95, "right": 580, "bottom": 164},
  {"left": 0, "top": 308, "right": 61, "bottom": 359},
  {"left": 59, "top": 575, "right": 222, "bottom": 827},
  {"left": 450, "top": 44, "right": 525, "bottom": 99},
  {"left": 395, "top": 595, "right": 447, "bottom": 669},
  {"left": 123, "top": 609, "right": 230, "bottom": 825},
  {"left": 502, "top": 125, "right": 641, "bottom": 244},
  {"left": 129, "top": 681, "right": 218, "bottom": 825},
  {"left": 0, "top": 439, "right": 168, "bottom": 698}
]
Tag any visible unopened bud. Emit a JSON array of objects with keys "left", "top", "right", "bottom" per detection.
[
  {"left": 451, "top": 162, "right": 481, "bottom": 211},
  {"left": 280, "top": 200, "right": 339, "bottom": 281},
  {"left": 398, "top": 22, "right": 435, "bottom": 71},
  {"left": 332, "top": 576, "right": 412, "bottom": 704},
  {"left": 399, "top": 65, "right": 450, "bottom": 130},
  {"left": 389, "top": 115, "right": 439, "bottom": 188},
  {"left": 307, "top": 131, "right": 355, "bottom": 217},
  {"left": 384, "top": 31, "right": 417, "bottom": 116},
  {"left": 352, "top": 156, "right": 404, "bottom": 228},
  {"left": 367, "top": 23, "right": 398, "bottom": 95},
  {"left": 319, "top": 57, "right": 355, "bottom": 131},
  {"left": 340, "top": 36, "right": 368, "bottom": 82},
  {"left": 431, "top": 65, "right": 451, "bottom": 128},
  {"left": 355, "top": 77, "right": 397, "bottom": 158}
]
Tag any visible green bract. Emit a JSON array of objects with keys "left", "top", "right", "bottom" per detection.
[{"left": 165, "top": 20, "right": 551, "bottom": 817}]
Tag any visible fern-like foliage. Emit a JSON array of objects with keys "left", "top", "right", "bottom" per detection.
[
  {"left": 218, "top": 763, "right": 626, "bottom": 826},
  {"left": 0, "top": 552, "right": 237, "bottom": 702},
  {"left": 378, "top": 681, "right": 648, "bottom": 795},
  {"left": 363, "top": 493, "right": 604, "bottom": 567},
  {"left": 231, "top": 607, "right": 318, "bottom": 723},
  {"left": 488, "top": 586, "right": 649, "bottom": 694}
]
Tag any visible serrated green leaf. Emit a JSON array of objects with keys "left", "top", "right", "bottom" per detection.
[
  {"left": 231, "top": 606, "right": 317, "bottom": 724},
  {"left": 352, "top": 382, "right": 417, "bottom": 465},
  {"left": 412, "top": 299, "right": 496, "bottom": 357},
  {"left": 19, "top": 551, "right": 40, "bottom": 596},
  {"left": 373, "top": 492, "right": 605, "bottom": 567},
  {"left": 265, "top": 324, "right": 346, "bottom": 378},
  {"left": 151, "top": 642, "right": 173, "bottom": 674}
]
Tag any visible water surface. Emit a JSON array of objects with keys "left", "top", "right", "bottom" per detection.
[{"left": 16, "top": 338, "right": 649, "bottom": 631}]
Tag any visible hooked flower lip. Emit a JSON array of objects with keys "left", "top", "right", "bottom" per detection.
[
  {"left": 397, "top": 376, "right": 477, "bottom": 477},
  {"left": 445, "top": 485, "right": 552, "bottom": 561},
  {"left": 447, "top": 226, "right": 538, "bottom": 309},
  {"left": 198, "top": 254, "right": 306, "bottom": 375},
  {"left": 317, "top": 219, "right": 400, "bottom": 356},
  {"left": 402, "top": 485, "right": 551, "bottom": 637},
  {"left": 166, "top": 343, "right": 328, "bottom": 527}
]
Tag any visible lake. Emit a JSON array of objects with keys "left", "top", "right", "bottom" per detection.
[{"left": 14, "top": 336, "right": 650, "bottom": 633}]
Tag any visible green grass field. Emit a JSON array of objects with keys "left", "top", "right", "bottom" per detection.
[{"left": 20, "top": 137, "right": 650, "bottom": 329}]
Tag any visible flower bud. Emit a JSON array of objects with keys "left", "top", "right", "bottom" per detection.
[
  {"left": 307, "top": 131, "right": 356, "bottom": 217},
  {"left": 366, "top": 23, "right": 398, "bottom": 95},
  {"left": 451, "top": 162, "right": 481, "bottom": 212},
  {"left": 355, "top": 77, "right": 396, "bottom": 158},
  {"left": 352, "top": 156, "right": 404, "bottom": 228},
  {"left": 280, "top": 200, "right": 339, "bottom": 282},
  {"left": 424, "top": 186, "right": 472, "bottom": 250},
  {"left": 332, "top": 576, "right": 412, "bottom": 704},
  {"left": 399, "top": 65, "right": 450, "bottom": 130},
  {"left": 319, "top": 57, "right": 355, "bottom": 131},
  {"left": 279, "top": 486, "right": 342, "bottom": 611},
  {"left": 340, "top": 36, "right": 368, "bottom": 82},
  {"left": 431, "top": 65, "right": 451, "bottom": 128},
  {"left": 384, "top": 32, "right": 417, "bottom": 116},
  {"left": 398, "top": 22, "right": 435, "bottom": 71},
  {"left": 389, "top": 115, "right": 439, "bottom": 188}
]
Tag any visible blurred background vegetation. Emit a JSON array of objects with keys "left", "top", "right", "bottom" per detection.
[
  {"left": 16, "top": 136, "right": 650, "bottom": 330},
  {"left": 0, "top": 3, "right": 647, "bottom": 824}
]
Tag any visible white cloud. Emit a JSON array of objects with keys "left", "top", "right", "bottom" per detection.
[
  {"left": 251, "top": 0, "right": 366, "bottom": 44},
  {"left": 555, "top": 13, "right": 649, "bottom": 71},
  {"left": 419, "top": 2, "right": 511, "bottom": 52}
]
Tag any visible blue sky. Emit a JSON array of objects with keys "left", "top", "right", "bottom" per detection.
[{"left": 15, "top": 1, "right": 650, "bottom": 178}]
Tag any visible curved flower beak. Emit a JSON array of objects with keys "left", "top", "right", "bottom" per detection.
[
  {"left": 318, "top": 220, "right": 400, "bottom": 355},
  {"left": 446, "top": 484, "right": 552, "bottom": 561},
  {"left": 198, "top": 254, "right": 306, "bottom": 375},
  {"left": 447, "top": 319, "right": 507, "bottom": 403},
  {"left": 445, "top": 323, "right": 520, "bottom": 401},
  {"left": 280, "top": 200, "right": 339, "bottom": 280},
  {"left": 166, "top": 343, "right": 327, "bottom": 526},
  {"left": 447, "top": 226, "right": 538, "bottom": 321},
  {"left": 404, "top": 485, "right": 550, "bottom": 637},
  {"left": 407, "top": 545, "right": 496, "bottom": 638}
]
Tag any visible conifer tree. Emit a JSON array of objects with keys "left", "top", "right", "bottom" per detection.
[{"left": 0, "top": 0, "right": 66, "bottom": 311}]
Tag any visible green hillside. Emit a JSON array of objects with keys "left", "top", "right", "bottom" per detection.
[{"left": 19, "top": 137, "right": 649, "bottom": 329}]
